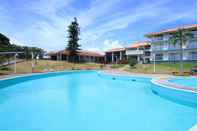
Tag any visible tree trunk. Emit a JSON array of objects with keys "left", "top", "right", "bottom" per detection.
[
  {"left": 180, "top": 37, "right": 184, "bottom": 75},
  {"left": 180, "top": 47, "right": 184, "bottom": 75}
]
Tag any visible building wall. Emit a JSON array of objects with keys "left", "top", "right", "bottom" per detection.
[
  {"left": 150, "top": 30, "right": 197, "bottom": 62},
  {"left": 49, "top": 54, "right": 104, "bottom": 63},
  {"left": 151, "top": 51, "right": 197, "bottom": 62},
  {"left": 126, "top": 45, "right": 151, "bottom": 64},
  {"left": 105, "top": 51, "right": 126, "bottom": 64}
]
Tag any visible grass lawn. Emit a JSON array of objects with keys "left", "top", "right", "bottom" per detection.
[
  {"left": 1, "top": 60, "right": 197, "bottom": 76},
  {"left": 125, "top": 62, "right": 197, "bottom": 74},
  {"left": 110, "top": 64, "right": 125, "bottom": 69},
  {"left": 0, "top": 60, "right": 103, "bottom": 75}
]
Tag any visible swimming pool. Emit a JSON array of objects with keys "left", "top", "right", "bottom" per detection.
[
  {"left": 0, "top": 71, "right": 197, "bottom": 131},
  {"left": 169, "top": 77, "right": 197, "bottom": 88}
]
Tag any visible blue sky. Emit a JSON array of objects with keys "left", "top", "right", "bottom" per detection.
[{"left": 0, "top": 0, "right": 197, "bottom": 52}]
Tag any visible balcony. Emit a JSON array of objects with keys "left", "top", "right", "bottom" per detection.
[{"left": 126, "top": 50, "right": 144, "bottom": 55}]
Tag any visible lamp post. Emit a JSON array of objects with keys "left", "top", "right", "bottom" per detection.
[
  {"left": 31, "top": 52, "right": 34, "bottom": 73},
  {"left": 153, "top": 53, "right": 156, "bottom": 73},
  {"left": 14, "top": 53, "right": 18, "bottom": 74}
]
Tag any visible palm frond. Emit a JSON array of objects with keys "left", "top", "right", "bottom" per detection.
[{"left": 169, "top": 34, "right": 179, "bottom": 46}]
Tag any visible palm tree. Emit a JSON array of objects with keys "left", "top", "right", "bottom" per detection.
[{"left": 168, "top": 28, "right": 193, "bottom": 74}]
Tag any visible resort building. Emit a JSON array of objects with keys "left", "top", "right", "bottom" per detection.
[
  {"left": 105, "top": 48, "right": 126, "bottom": 64},
  {"left": 126, "top": 41, "right": 151, "bottom": 64},
  {"left": 105, "top": 42, "right": 151, "bottom": 64},
  {"left": 146, "top": 24, "right": 197, "bottom": 62},
  {"left": 48, "top": 50, "right": 104, "bottom": 63}
]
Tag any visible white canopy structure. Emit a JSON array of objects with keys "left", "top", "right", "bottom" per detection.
[{"left": 0, "top": 52, "right": 24, "bottom": 73}]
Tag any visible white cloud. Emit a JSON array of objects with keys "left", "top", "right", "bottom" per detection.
[
  {"left": 78, "top": 0, "right": 121, "bottom": 28},
  {"left": 85, "top": 47, "right": 102, "bottom": 53},
  {"left": 159, "top": 9, "right": 197, "bottom": 25},
  {"left": 103, "top": 39, "right": 124, "bottom": 50},
  {"left": 10, "top": 37, "right": 25, "bottom": 46},
  {"left": 79, "top": 1, "right": 168, "bottom": 51},
  {"left": 1, "top": 0, "right": 197, "bottom": 52},
  {"left": 13, "top": 0, "right": 73, "bottom": 51},
  {"left": 29, "top": 0, "right": 72, "bottom": 17},
  {"left": 15, "top": 21, "right": 66, "bottom": 50}
]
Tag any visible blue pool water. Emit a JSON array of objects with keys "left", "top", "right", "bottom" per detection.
[
  {"left": 0, "top": 71, "right": 197, "bottom": 131},
  {"left": 169, "top": 77, "right": 197, "bottom": 88}
]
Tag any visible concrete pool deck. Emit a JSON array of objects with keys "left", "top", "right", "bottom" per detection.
[
  {"left": 103, "top": 69, "right": 171, "bottom": 78},
  {"left": 103, "top": 69, "right": 197, "bottom": 93}
]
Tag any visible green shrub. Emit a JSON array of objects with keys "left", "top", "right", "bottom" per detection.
[
  {"left": 0, "top": 66, "right": 11, "bottom": 71},
  {"left": 128, "top": 57, "right": 137, "bottom": 67},
  {"left": 110, "top": 64, "right": 124, "bottom": 68}
]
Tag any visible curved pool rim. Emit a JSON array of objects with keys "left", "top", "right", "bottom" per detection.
[
  {"left": 0, "top": 70, "right": 91, "bottom": 80},
  {"left": 151, "top": 77, "right": 197, "bottom": 94},
  {"left": 168, "top": 76, "right": 197, "bottom": 89},
  {"left": 0, "top": 70, "right": 100, "bottom": 88},
  {"left": 151, "top": 77, "right": 197, "bottom": 107},
  {"left": 0, "top": 70, "right": 153, "bottom": 87},
  {"left": 1, "top": 70, "right": 196, "bottom": 94},
  {"left": 1, "top": 70, "right": 197, "bottom": 107}
]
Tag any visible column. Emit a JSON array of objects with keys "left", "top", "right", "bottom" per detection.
[
  {"left": 120, "top": 51, "right": 122, "bottom": 60},
  {"left": 89, "top": 56, "right": 91, "bottom": 62},
  {"left": 56, "top": 54, "right": 59, "bottom": 61},
  {"left": 14, "top": 53, "right": 17, "bottom": 73},
  {"left": 137, "top": 55, "right": 140, "bottom": 63},
  {"left": 112, "top": 52, "right": 114, "bottom": 63},
  {"left": 60, "top": 53, "right": 62, "bottom": 61}
]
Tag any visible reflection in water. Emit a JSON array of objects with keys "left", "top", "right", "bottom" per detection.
[{"left": 64, "top": 75, "right": 80, "bottom": 119}]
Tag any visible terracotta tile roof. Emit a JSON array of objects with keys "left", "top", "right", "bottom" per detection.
[
  {"left": 47, "top": 51, "right": 57, "bottom": 55},
  {"left": 105, "top": 48, "right": 125, "bottom": 53},
  {"left": 77, "top": 50, "right": 104, "bottom": 57},
  {"left": 60, "top": 50, "right": 70, "bottom": 55},
  {"left": 48, "top": 50, "right": 104, "bottom": 57},
  {"left": 146, "top": 24, "right": 197, "bottom": 37},
  {"left": 127, "top": 41, "right": 150, "bottom": 49}
]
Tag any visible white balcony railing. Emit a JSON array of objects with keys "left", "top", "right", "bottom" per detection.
[{"left": 126, "top": 50, "right": 144, "bottom": 55}]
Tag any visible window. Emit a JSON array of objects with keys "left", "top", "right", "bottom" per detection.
[
  {"left": 168, "top": 43, "right": 181, "bottom": 50},
  {"left": 188, "top": 41, "right": 197, "bottom": 49},
  {"left": 191, "top": 52, "right": 197, "bottom": 60},
  {"left": 155, "top": 54, "right": 163, "bottom": 61},
  {"left": 151, "top": 44, "right": 164, "bottom": 51},
  {"left": 169, "top": 53, "right": 180, "bottom": 61}
]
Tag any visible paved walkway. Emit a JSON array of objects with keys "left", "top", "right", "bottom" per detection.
[{"left": 103, "top": 68, "right": 171, "bottom": 78}]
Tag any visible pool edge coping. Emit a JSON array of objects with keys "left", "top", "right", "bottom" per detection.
[
  {"left": 151, "top": 78, "right": 197, "bottom": 94},
  {"left": 100, "top": 70, "right": 154, "bottom": 79},
  {"left": 102, "top": 70, "right": 197, "bottom": 94},
  {"left": 2, "top": 70, "right": 197, "bottom": 95},
  {"left": 0, "top": 70, "right": 98, "bottom": 81}
]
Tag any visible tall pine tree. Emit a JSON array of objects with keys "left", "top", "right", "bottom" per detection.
[{"left": 66, "top": 17, "right": 80, "bottom": 62}]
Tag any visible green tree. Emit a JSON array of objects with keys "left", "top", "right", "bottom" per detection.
[
  {"left": 0, "top": 33, "right": 11, "bottom": 52},
  {"left": 66, "top": 17, "right": 80, "bottom": 62},
  {"left": 0, "top": 33, "right": 45, "bottom": 62},
  {"left": 169, "top": 28, "right": 193, "bottom": 74},
  {"left": 0, "top": 33, "right": 11, "bottom": 63}
]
